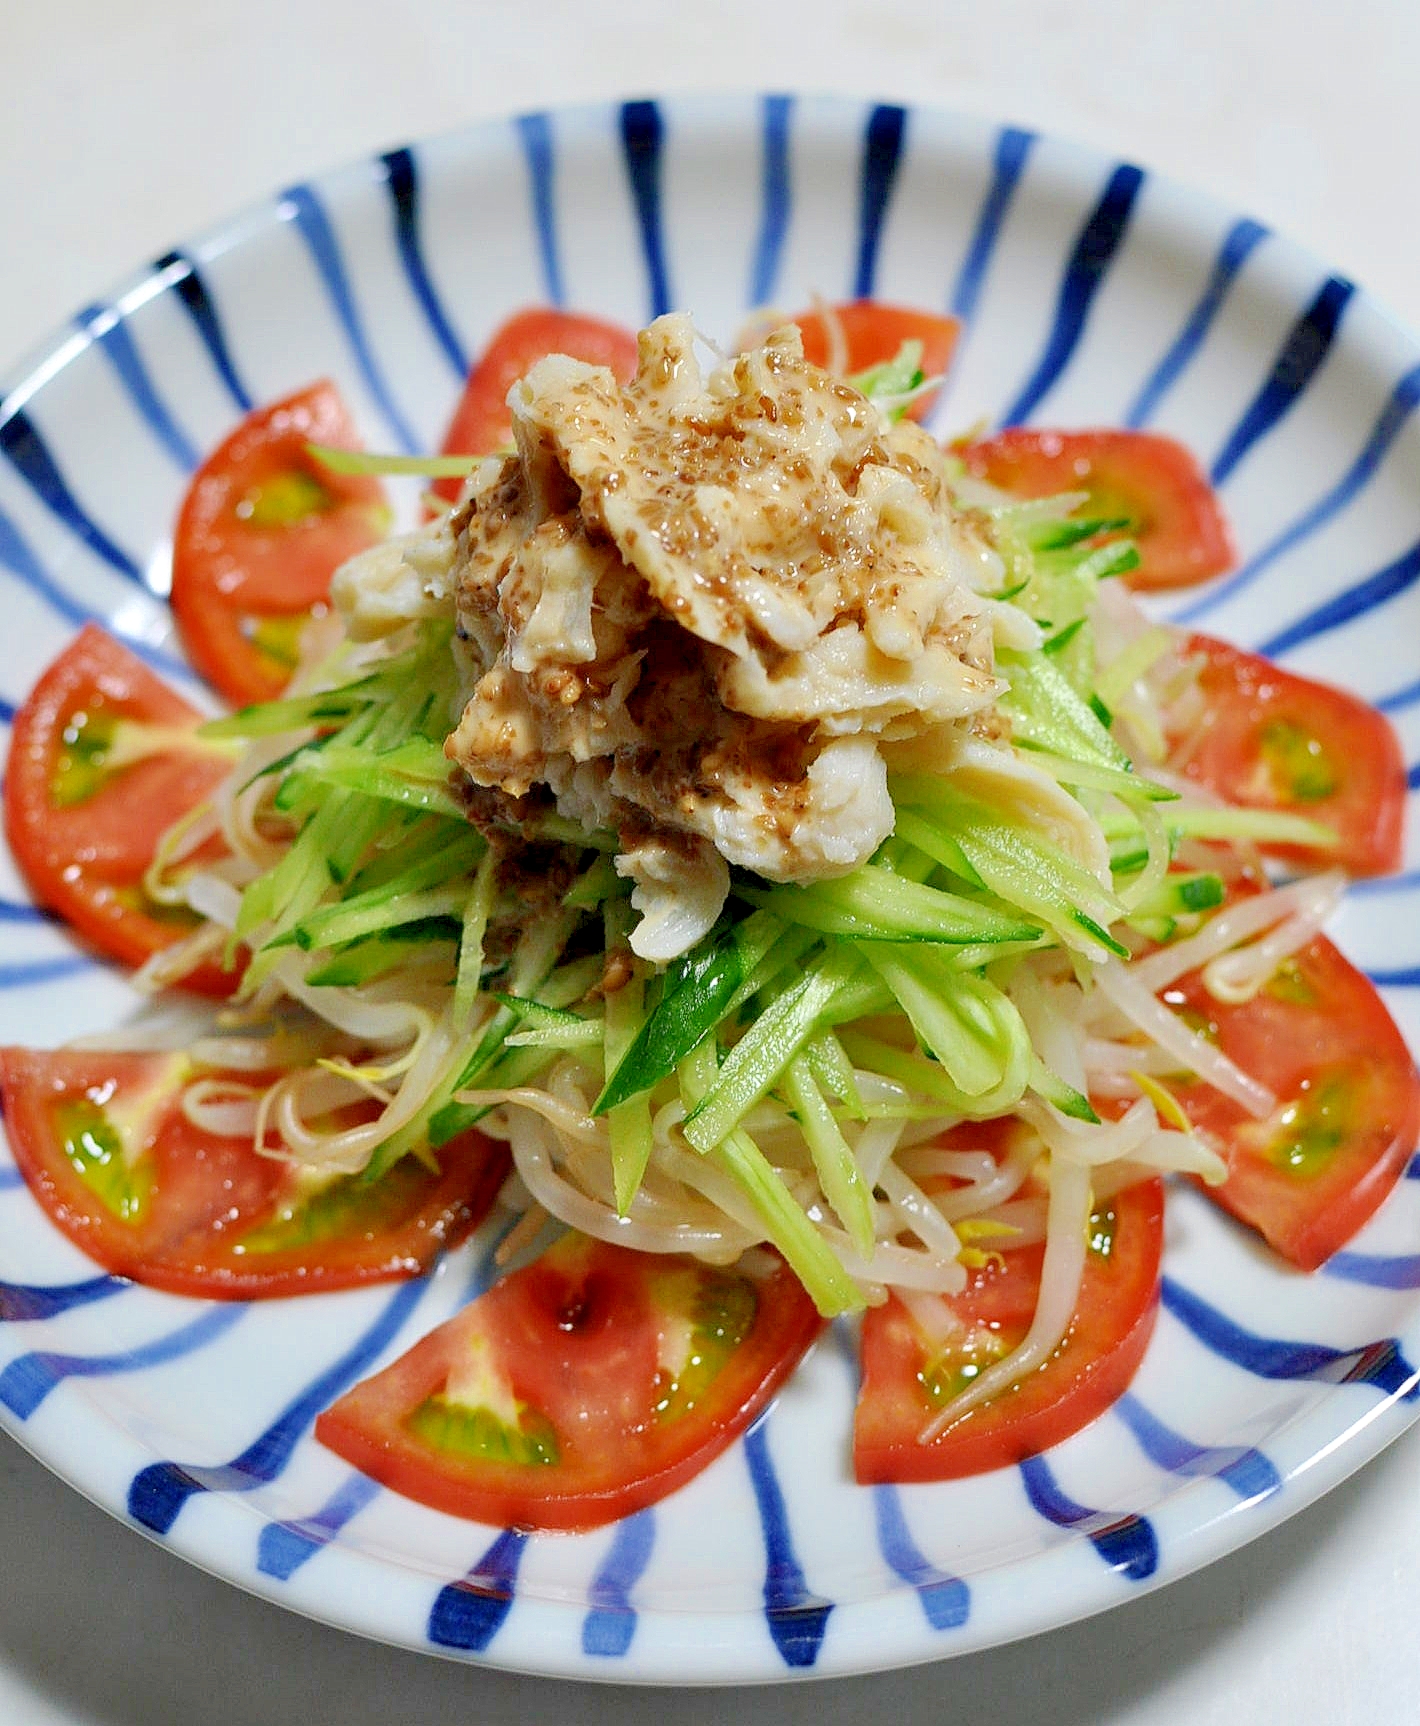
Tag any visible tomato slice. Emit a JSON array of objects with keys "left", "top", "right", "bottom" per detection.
[
  {"left": 432, "top": 310, "right": 640, "bottom": 504},
  {"left": 958, "top": 428, "right": 1234, "bottom": 591},
  {"left": 1168, "top": 935, "right": 1419, "bottom": 1270},
  {"left": 315, "top": 1231, "right": 823, "bottom": 1530},
  {"left": 4, "top": 624, "right": 241, "bottom": 994},
  {"left": 171, "top": 381, "right": 389, "bottom": 706},
  {"left": 1169, "top": 634, "right": 1406, "bottom": 877},
  {"left": 854, "top": 1176, "right": 1163, "bottom": 1483},
  {"left": 789, "top": 300, "right": 960, "bottom": 420},
  {"left": 0, "top": 1047, "right": 508, "bottom": 1299}
]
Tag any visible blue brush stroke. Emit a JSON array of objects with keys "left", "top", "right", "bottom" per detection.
[
  {"left": 0, "top": 955, "right": 102, "bottom": 989},
  {"left": 75, "top": 303, "right": 201, "bottom": 472},
  {"left": 1175, "top": 362, "right": 1420, "bottom": 627},
  {"left": 581, "top": 1509, "right": 656, "bottom": 1658},
  {"left": 1324, "top": 1252, "right": 1420, "bottom": 1291},
  {"left": 619, "top": 101, "right": 671, "bottom": 321},
  {"left": 948, "top": 126, "right": 1035, "bottom": 326},
  {"left": 0, "top": 898, "right": 46, "bottom": 923},
  {"left": 1000, "top": 163, "right": 1145, "bottom": 427},
  {"left": 1369, "top": 966, "right": 1420, "bottom": 988},
  {"left": 152, "top": 251, "right": 254, "bottom": 414},
  {"left": 1410, "top": 1152, "right": 1420, "bottom": 1180},
  {"left": 1161, "top": 1275, "right": 1419, "bottom": 1400},
  {"left": 1377, "top": 674, "right": 1420, "bottom": 714},
  {"left": 0, "top": 1168, "right": 24, "bottom": 1192},
  {"left": 1254, "top": 535, "right": 1420, "bottom": 660},
  {"left": 1349, "top": 868, "right": 1420, "bottom": 897},
  {"left": 1125, "top": 217, "right": 1269, "bottom": 428},
  {"left": 428, "top": 1528, "right": 527, "bottom": 1652},
  {"left": 1408, "top": 760, "right": 1420, "bottom": 792},
  {"left": 0, "top": 695, "right": 13, "bottom": 725},
  {"left": 127, "top": 1277, "right": 428, "bottom": 1535},
  {"left": 256, "top": 1472, "right": 382, "bottom": 1582},
  {"left": 251, "top": 1219, "right": 521, "bottom": 1580},
  {"left": 871, "top": 1485, "right": 970, "bottom": 1630},
  {"left": 278, "top": 183, "right": 420, "bottom": 453},
  {"left": 0, "top": 410, "right": 144, "bottom": 585},
  {"left": 748, "top": 94, "right": 793, "bottom": 307},
  {"left": 1210, "top": 275, "right": 1354, "bottom": 486},
  {"left": 853, "top": 105, "right": 907, "bottom": 299},
  {"left": 0, "top": 1304, "right": 243, "bottom": 1420},
  {"left": 0, "top": 1274, "right": 126, "bottom": 1322},
  {"left": 742, "top": 1418, "right": 832, "bottom": 1668},
  {"left": 1115, "top": 1392, "right": 1281, "bottom": 1503},
  {"left": 516, "top": 112, "right": 564, "bottom": 308},
  {"left": 380, "top": 148, "right": 468, "bottom": 380},
  {"left": 1018, "top": 1453, "right": 1158, "bottom": 1579}
]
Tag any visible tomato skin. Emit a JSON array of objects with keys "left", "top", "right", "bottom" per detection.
[
  {"left": 432, "top": 310, "right": 640, "bottom": 503},
  {"left": 958, "top": 428, "right": 1234, "bottom": 591},
  {"left": 1171, "top": 634, "right": 1406, "bottom": 877},
  {"left": 789, "top": 300, "right": 960, "bottom": 419},
  {"left": 315, "top": 1232, "right": 823, "bottom": 1530},
  {"left": 1170, "top": 936, "right": 1420, "bottom": 1270},
  {"left": 3, "top": 624, "right": 238, "bottom": 994},
  {"left": 171, "top": 381, "right": 388, "bottom": 706},
  {"left": 854, "top": 1178, "right": 1163, "bottom": 1483},
  {"left": 0, "top": 1047, "right": 508, "bottom": 1299}
]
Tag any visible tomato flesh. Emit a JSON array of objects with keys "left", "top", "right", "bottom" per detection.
[
  {"left": 1170, "top": 634, "right": 1406, "bottom": 877},
  {"left": 432, "top": 310, "right": 640, "bottom": 503},
  {"left": 1169, "top": 935, "right": 1420, "bottom": 1269},
  {"left": 4, "top": 624, "right": 241, "bottom": 993},
  {"left": 958, "top": 428, "right": 1234, "bottom": 591},
  {"left": 854, "top": 1177, "right": 1163, "bottom": 1482},
  {"left": 789, "top": 300, "right": 960, "bottom": 420},
  {"left": 171, "top": 380, "right": 389, "bottom": 706},
  {"left": 315, "top": 1231, "right": 823, "bottom": 1530},
  {"left": 0, "top": 1048, "right": 508, "bottom": 1298}
]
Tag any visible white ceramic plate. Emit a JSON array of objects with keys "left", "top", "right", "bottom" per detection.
[{"left": 1, "top": 94, "right": 1418, "bottom": 1684}]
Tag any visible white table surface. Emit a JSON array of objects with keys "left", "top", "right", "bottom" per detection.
[{"left": 3, "top": 4, "right": 1419, "bottom": 1721}]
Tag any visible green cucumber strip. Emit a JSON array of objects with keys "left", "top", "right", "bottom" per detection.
[
  {"left": 563, "top": 854, "right": 621, "bottom": 910},
  {"left": 287, "top": 882, "right": 471, "bottom": 953},
  {"left": 1026, "top": 1052, "right": 1099, "bottom": 1122},
  {"left": 1020, "top": 750, "right": 1177, "bottom": 803},
  {"left": 602, "top": 900, "right": 655, "bottom": 1214},
  {"left": 1124, "top": 870, "right": 1226, "bottom": 924},
  {"left": 1093, "top": 625, "right": 1177, "bottom": 709},
  {"left": 453, "top": 847, "right": 498, "bottom": 1027},
  {"left": 495, "top": 995, "right": 603, "bottom": 1049},
  {"left": 803, "top": 1029, "right": 865, "bottom": 1117},
  {"left": 856, "top": 945, "right": 1031, "bottom": 1114},
  {"left": 889, "top": 811, "right": 984, "bottom": 888},
  {"left": 751, "top": 867, "right": 1042, "bottom": 946},
  {"left": 682, "top": 951, "right": 859, "bottom": 1153},
  {"left": 290, "top": 740, "right": 466, "bottom": 818},
  {"left": 1028, "top": 516, "right": 1131, "bottom": 552},
  {"left": 304, "top": 918, "right": 461, "bottom": 987},
  {"left": 835, "top": 1028, "right": 975, "bottom": 1110},
  {"left": 309, "top": 443, "right": 481, "bottom": 479},
  {"left": 783, "top": 1055, "right": 875, "bottom": 1261},
  {"left": 1161, "top": 805, "right": 1339, "bottom": 849},
  {"left": 999, "top": 651, "right": 1131, "bottom": 771},
  {"left": 593, "top": 912, "right": 791, "bottom": 1115}
]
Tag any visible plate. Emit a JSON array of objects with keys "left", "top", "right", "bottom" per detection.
[{"left": 1, "top": 93, "right": 1418, "bottom": 1684}]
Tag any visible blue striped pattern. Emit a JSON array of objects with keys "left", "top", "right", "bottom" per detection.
[
  {"left": 0, "top": 410, "right": 145, "bottom": 585},
  {"left": 153, "top": 251, "right": 254, "bottom": 413},
  {"left": 1125, "top": 217, "right": 1269, "bottom": 428},
  {"left": 277, "top": 183, "right": 421, "bottom": 453},
  {"left": 0, "top": 95, "right": 1418, "bottom": 1680},
  {"left": 1210, "top": 275, "right": 1355, "bottom": 485},
  {"left": 748, "top": 94, "right": 793, "bottom": 307},
  {"left": 516, "top": 112, "right": 564, "bottom": 307},
  {"left": 619, "top": 101, "right": 672, "bottom": 321},
  {"left": 1000, "top": 163, "right": 1145, "bottom": 426},
  {"left": 380, "top": 148, "right": 468, "bottom": 379},
  {"left": 948, "top": 125, "right": 1035, "bottom": 325},
  {"left": 854, "top": 105, "right": 907, "bottom": 298},
  {"left": 76, "top": 303, "right": 200, "bottom": 472}
]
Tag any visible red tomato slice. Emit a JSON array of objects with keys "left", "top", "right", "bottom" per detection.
[
  {"left": 789, "top": 300, "right": 960, "bottom": 420},
  {"left": 1168, "top": 935, "right": 1419, "bottom": 1270},
  {"left": 432, "top": 310, "right": 640, "bottom": 504},
  {"left": 171, "top": 381, "right": 389, "bottom": 706},
  {"left": 854, "top": 1175, "right": 1163, "bottom": 1483},
  {"left": 315, "top": 1231, "right": 823, "bottom": 1530},
  {"left": 0, "top": 1047, "right": 508, "bottom": 1299},
  {"left": 4, "top": 624, "right": 240, "bottom": 994},
  {"left": 1169, "top": 634, "right": 1406, "bottom": 877},
  {"left": 958, "top": 428, "right": 1234, "bottom": 591}
]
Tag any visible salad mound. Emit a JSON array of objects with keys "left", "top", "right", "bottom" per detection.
[{"left": 2, "top": 300, "right": 1414, "bottom": 1530}]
